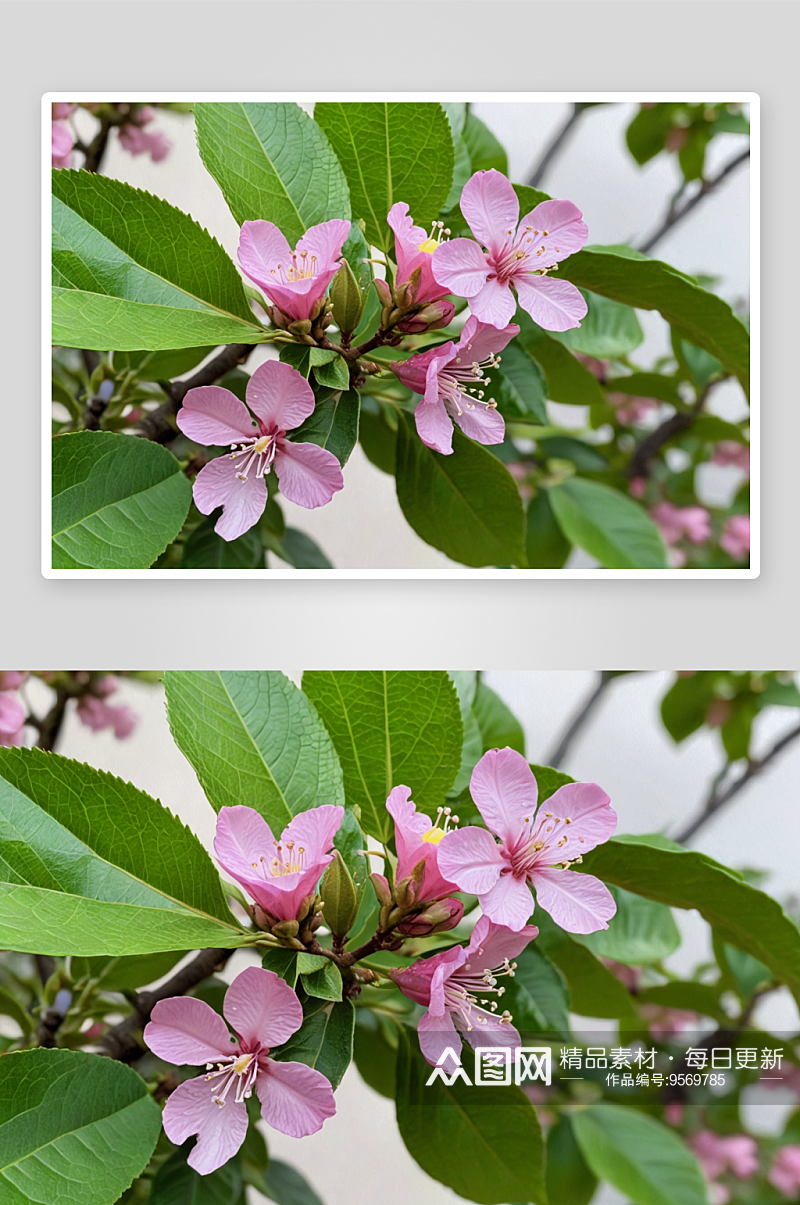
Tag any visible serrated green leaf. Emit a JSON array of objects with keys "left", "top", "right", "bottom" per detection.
[
  {"left": 164, "top": 671, "right": 345, "bottom": 831},
  {"left": 302, "top": 671, "right": 463, "bottom": 842},
  {"left": 395, "top": 414, "right": 526, "bottom": 567},
  {"left": 194, "top": 102, "right": 350, "bottom": 242},
  {"left": 549, "top": 477, "right": 668, "bottom": 569},
  {"left": 0, "top": 747, "right": 243, "bottom": 956},
  {"left": 0, "top": 1049, "right": 161, "bottom": 1205},
  {"left": 52, "top": 170, "right": 264, "bottom": 350},
  {"left": 314, "top": 103, "right": 454, "bottom": 251},
  {"left": 52, "top": 431, "right": 192, "bottom": 570}
]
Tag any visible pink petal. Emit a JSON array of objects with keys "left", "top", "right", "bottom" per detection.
[
  {"left": 390, "top": 944, "right": 465, "bottom": 1007},
  {"left": 415, "top": 396, "right": 454, "bottom": 455},
  {"left": 214, "top": 806, "right": 277, "bottom": 884},
  {"left": 466, "top": 914, "right": 539, "bottom": 967},
  {"left": 387, "top": 202, "right": 428, "bottom": 252},
  {"left": 51, "top": 122, "right": 74, "bottom": 160},
  {"left": 224, "top": 966, "right": 302, "bottom": 1050},
  {"left": 393, "top": 343, "right": 454, "bottom": 397},
  {"left": 532, "top": 867, "right": 617, "bottom": 933},
  {"left": 0, "top": 693, "right": 26, "bottom": 739},
  {"left": 256, "top": 1059, "right": 336, "bottom": 1137},
  {"left": 479, "top": 872, "right": 535, "bottom": 931},
  {"left": 460, "top": 169, "right": 520, "bottom": 257},
  {"left": 274, "top": 441, "right": 343, "bottom": 509},
  {"left": 192, "top": 456, "right": 267, "bottom": 542},
  {"left": 423, "top": 343, "right": 458, "bottom": 408},
  {"left": 416, "top": 1008, "right": 461, "bottom": 1068},
  {"left": 296, "top": 219, "right": 351, "bottom": 267},
  {"left": 245, "top": 360, "right": 316, "bottom": 433},
  {"left": 513, "top": 275, "right": 588, "bottom": 332},
  {"left": 461, "top": 1012, "right": 521, "bottom": 1055},
  {"left": 431, "top": 238, "right": 490, "bottom": 298},
  {"left": 544, "top": 782, "right": 617, "bottom": 854},
  {"left": 386, "top": 785, "right": 429, "bottom": 835},
  {"left": 262, "top": 273, "right": 339, "bottom": 323},
  {"left": 283, "top": 805, "right": 345, "bottom": 861},
  {"left": 468, "top": 277, "right": 518, "bottom": 328},
  {"left": 437, "top": 825, "right": 504, "bottom": 895},
  {"left": 145, "top": 996, "right": 235, "bottom": 1065},
  {"left": 162, "top": 1075, "right": 248, "bottom": 1176},
  {"left": 177, "top": 386, "right": 256, "bottom": 446},
  {"left": 238, "top": 220, "right": 294, "bottom": 291},
  {"left": 469, "top": 747, "right": 538, "bottom": 845},
  {"left": 456, "top": 316, "right": 520, "bottom": 366},
  {"left": 518, "top": 199, "right": 588, "bottom": 264},
  {"left": 453, "top": 401, "right": 505, "bottom": 446},
  {"left": 427, "top": 950, "right": 468, "bottom": 1015}
]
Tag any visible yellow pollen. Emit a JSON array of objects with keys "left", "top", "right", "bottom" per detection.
[
  {"left": 418, "top": 238, "right": 439, "bottom": 254},
  {"left": 232, "top": 1053, "right": 253, "bottom": 1074},
  {"left": 422, "top": 826, "right": 446, "bottom": 845},
  {"left": 253, "top": 437, "right": 271, "bottom": 453}
]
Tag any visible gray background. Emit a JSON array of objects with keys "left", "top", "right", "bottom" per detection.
[{"left": 2, "top": 0, "right": 796, "bottom": 664}]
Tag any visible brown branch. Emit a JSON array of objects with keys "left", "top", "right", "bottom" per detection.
[
  {"left": 676, "top": 719, "right": 800, "bottom": 844},
  {"left": 638, "top": 148, "right": 750, "bottom": 255},
  {"left": 135, "top": 344, "right": 256, "bottom": 443},
  {"left": 544, "top": 671, "right": 617, "bottom": 768},
  {"left": 34, "top": 690, "right": 70, "bottom": 753},
  {"left": 626, "top": 383, "right": 715, "bottom": 480},
  {"left": 100, "top": 947, "right": 234, "bottom": 1062},
  {"left": 526, "top": 103, "right": 586, "bottom": 188},
  {"left": 74, "top": 118, "right": 114, "bottom": 174}
]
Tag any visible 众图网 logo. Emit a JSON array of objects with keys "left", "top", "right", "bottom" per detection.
[{"left": 425, "top": 1047, "right": 552, "bottom": 1087}]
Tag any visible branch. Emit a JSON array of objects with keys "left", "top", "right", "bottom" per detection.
[
  {"left": 135, "top": 344, "right": 256, "bottom": 443},
  {"left": 675, "top": 718, "right": 800, "bottom": 844},
  {"left": 33, "top": 690, "right": 70, "bottom": 753},
  {"left": 638, "top": 148, "right": 750, "bottom": 255},
  {"left": 525, "top": 104, "right": 586, "bottom": 189},
  {"left": 544, "top": 671, "right": 616, "bottom": 768},
  {"left": 100, "top": 947, "right": 234, "bottom": 1062},
  {"left": 74, "top": 118, "right": 113, "bottom": 174},
  {"left": 626, "top": 383, "right": 714, "bottom": 480}
]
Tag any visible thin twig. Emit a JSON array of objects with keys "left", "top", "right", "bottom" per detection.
[
  {"left": 135, "top": 343, "right": 256, "bottom": 443},
  {"left": 74, "top": 117, "right": 113, "bottom": 174},
  {"left": 526, "top": 104, "right": 586, "bottom": 189},
  {"left": 34, "top": 690, "right": 70, "bottom": 753},
  {"left": 638, "top": 148, "right": 750, "bottom": 255},
  {"left": 544, "top": 671, "right": 616, "bottom": 768},
  {"left": 626, "top": 382, "right": 715, "bottom": 480},
  {"left": 676, "top": 719, "right": 800, "bottom": 844}
]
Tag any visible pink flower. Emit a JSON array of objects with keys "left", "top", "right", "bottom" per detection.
[
  {"left": 652, "top": 502, "right": 711, "bottom": 547},
  {"left": 177, "top": 360, "right": 344, "bottom": 541},
  {"left": 769, "top": 1145, "right": 800, "bottom": 1198},
  {"left": 214, "top": 803, "right": 344, "bottom": 927},
  {"left": 0, "top": 693, "right": 25, "bottom": 747},
  {"left": 609, "top": 392, "right": 659, "bottom": 426},
  {"left": 0, "top": 672, "right": 28, "bottom": 691},
  {"left": 51, "top": 121, "right": 73, "bottom": 169},
  {"left": 392, "top": 315, "right": 518, "bottom": 455},
  {"left": 76, "top": 695, "right": 137, "bottom": 739},
  {"left": 664, "top": 1102, "right": 684, "bottom": 1127},
  {"left": 712, "top": 441, "right": 750, "bottom": 476},
  {"left": 238, "top": 219, "right": 350, "bottom": 324},
  {"left": 641, "top": 1004, "right": 698, "bottom": 1040},
  {"left": 719, "top": 514, "right": 750, "bottom": 560},
  {"left": 390, "top": 914, "right": 537, "bottom": 1067},
  {"left": 432, "top": 169, "right": 588, "bottom": 331},
  {"left": 52, "top": 102, "right": 76, "bottom": 120},
  {"left": 438, "top": 747, "right": 617, "bottom": 933},
  {"left": 118, "top": 108, "right": 171, "bottom": 162},
  {"left": 387, "top": 203, "right": 452, "bottom": 308},
  {"left": 690, "top": 1131, "right": 759, "bottom": 1181},
  {"left": 629, "top": 476, "right": 647, "bottom": 500},
  {"left": 144, "top": 966, "right": 335, "bottom": 1175}
]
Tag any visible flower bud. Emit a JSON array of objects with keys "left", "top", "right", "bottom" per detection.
[
  {"left": 329, "top": 259, "right": 367, "bottom": 337},
  {"left": 369, "top": 872, "right": 393, "bottom": 908},
  {"left": 373, "top": 278, "right": 393, "bottom": 308},
  {"left": 268, "top": 305, "right": 290, "bottom": 330},
  {"left": 399, "top": 896, "right": 464, "bottom": 937},
  {"left": 393, "top": 859, "right": 426, "bottom": 910},
  {"left": 271, "top": 919, "right": 300, "bottom": 939},
  {"left": 288, "top": 319, "right": 313, "bottom": 338},
  {"left": 320, "top": 851, "right": 360, "bottom": 937},
  {"left": 395, "top": 266, "right": 422, "bottom": 310},
  {"left": 397, "top": 299, "right": 455, "bottom": 334}
]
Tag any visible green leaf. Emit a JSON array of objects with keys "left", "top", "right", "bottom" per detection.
[
  {"left": 473, "top": 682, "right": 526, "bottom": 756},
  {"left": 572, "top": 1104, "right": 707, "bottom": 1205},
  {"left": 314, "top": 103, "right": 454, "bottom": 251},
  {"left": 72, "top": 949, "right": 188, "bottom": 993},
  {"left": 395, "top": 1026, "right": 547, "bottom": 1205},
  {"left": 268, "top": 528, "right": 333, "bottom": 569},
  {"left": 0, "top": 1049, "right": 161, "bottom": 1205},
  {"left": 550, "top": 290, "right": 644, "bottom": 359},
  {"left": 626, "top": 105, "right": 674, "bottom": 164},
  {"left": 273, "top": 997, "right": 354, "bottom": 1089},
  {"left": 546, "top": 1117, "right": 597, "bottom": 1205},
  {"left": 311, "top": 352, "right": 350, "bottom": 392},
  {"left": 116, "top": 346, "right": 217, "bottom": 381},
  {"left": 0, "top": 747, "right": 243, "bottom": 956},
  {"left": 462, "top": 112, "right": 508, "bottom": 175},
  {"left": 194, "top": 102, "right": 350, "bottom": 242},
  {"left": 526, "top": 489, "right": 572, "bottom": 569},
  {"left": 164, "top": 671, "right": 345, "bottom": 831},
  {"left": 258, "top": 1160, "right": 325, "bottom": 1205},
  {"left": 358, "top": 403, "right": 397, "bottom": 474},
  {"left": 443, "top": 134, "right": 472, "bottom": 213},
  {"left": 302, "top": 671, "right": 463, "bottom": 842},
  {"left": 573, "top": 886, "right": 681, "bottom": 964},
  {"left": 607, "top": 371, "right": 682, "bottom": 406},
  {"left": 396, "top": 415, "right": 526, "bottom": 567},
  {"left": 517, "top": 319, "right": 606, "bottom": 406},
  {"left": 548, "top": 477, "right": 668, "bottom": 569},
  {"left": 261, "top": 949, "right": 299, "bottom": 989},
  {"left": 289, "top": 389, "right": 360, "bottom": 466},
  {"left": 636, "top": 980, "right": 724, "bottom": 1020},
  {"left": 353, "top": 1012, "right": 397, "bottom": 1099},
  {"left": 52, "top": 431, "right": 192, "bottom": 570},
  {"left": 181, "top": 513, "right": 264, "bottom": 569},
  {"left": 535, "top": 913, "right": 636, "bottom": 1019},
  {"left": 511, "top": 944, "right": 571, "bottom": 1037},
  {"left": 559, "top": 246, "right": 750, "bottom": 395},
  {"left": 150, "top": 1142, "right": 242, "bottom": 1205},
  {"left": 493, "top": 340, "right": 548, "bottom": 423},
  {"left": 300, "top": 961, "right": 343, "bottom": 1002},
  {"left": 581, "top": 837, "right": 800, "bottom": 1005},
  {"left": 660, "top": 673, "right": 713, "bottom": 742},
  {"left": 52, "top": 170, "right": 264, "bottom": 350},
  {"left": 538, "top": 436, "right": 608, "bottom": 472},
  {"left": 530, "top": 763, "right": 577, "bottom": 803}
]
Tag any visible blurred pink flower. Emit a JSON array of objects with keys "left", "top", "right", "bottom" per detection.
[
  {"left": 118, "top": 107, "right": 171, "bottom": 162},
  {"left": 438, "top": 747, "right": 617, "bottom": 933},
  {"left": 609, "top": 391, "right": 659, "bottom": 426},
  {"left": 691, "top": 1130, "right": 759, "bottom": 1181},
  {"left": 769, "top": 1145, "right": 800, "bottom": 1198},
  {"left": 652, "top": 502, "right": 712, "bottom": 547},
  {"left": 641, "top": 1004, "right": 699, "bottom": 1040},
  {"left": 51, "top": 122, "right": 73, "bottom": 169},
  {"left": 76, "top": 694, "right": 137, "bottom": 739},
  {"left": 144, "top": 967, "right": 335, "bottom": 1175},
  {"left": 0, "top": 693, "right": 25, "bottom": 747},
  {"left": 433, "top": 169, "right": 588, "bottom": 330},
  {"left": 52, "top": 102, "right": 76, "bottom": 120},
  {"left": 629, "top": 476, "right": 647, "bottom": 500},
  {"left": 574, "top": 353, "right": 609, "bottom": 382},
  {"left": 238, "top": 219, "right": 350, "bottom": 324},
  {"left": 664, "top": 1102, "right": 684, "bottom": 1127},
  {"left": 0, "top": 672, "right": 28, "bottom": 691},
  {"left": 719, "top": 515, "right": 750, "bottom": 560},
  {"left": 712, "top": 441, "right": 750, "bottom": 477}
]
